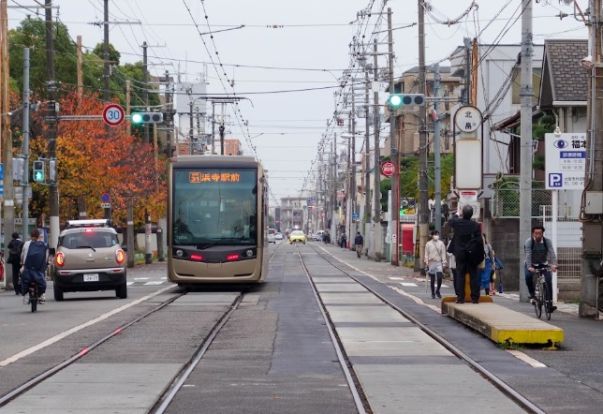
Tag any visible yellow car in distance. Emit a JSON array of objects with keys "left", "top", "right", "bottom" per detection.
[{"left": 288, "top": 230, "right": 306, "bottom": 244}]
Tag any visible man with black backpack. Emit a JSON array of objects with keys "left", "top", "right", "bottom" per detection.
[
  {"left": 447, "top": 205, "right": 483, "bottom": 304},
  {"left": 524, "top": 225, "right": 557, "bottom": 313},
  {"left": 20, "top": 229, "right": 49, "bottom": 304}
]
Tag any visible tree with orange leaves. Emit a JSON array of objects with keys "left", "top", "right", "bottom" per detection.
[{"left": 28, "top": 90, "right": 166, "bottom": 228}]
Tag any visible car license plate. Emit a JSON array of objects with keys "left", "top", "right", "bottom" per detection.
[{"left": 83, "top": 273, "right": 99, "bottom": 282}]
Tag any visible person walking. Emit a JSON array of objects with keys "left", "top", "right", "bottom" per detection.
[
  {"left": 448, "top": 205, "right": 483, "bottom": 304},
  {"left": 424, "top": 230, "right": 447, "bottom": 299},
  {"left": 480, "top": 234, "right": 495, "bottom": 296},
  {"left": 354, "top": 232, "right": 364, "bottom": 258},
  {"left": 7, "top": 232, "right": 24, "bottom": 295}
]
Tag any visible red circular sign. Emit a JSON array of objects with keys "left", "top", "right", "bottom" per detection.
[
  {"left": 102, "top": 103, "right": 125, "bottom": 127},
  {"left": 381, "top": 161, "right": 395, "bottom": 177}
]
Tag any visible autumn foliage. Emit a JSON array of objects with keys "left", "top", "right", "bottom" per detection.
[{"left": 29, "top": 91, "right": 166, "bottom": 227}]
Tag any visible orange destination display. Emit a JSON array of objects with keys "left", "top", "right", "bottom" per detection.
[{"left": 189, "top": 171, "right": 241, "bottom": 183}]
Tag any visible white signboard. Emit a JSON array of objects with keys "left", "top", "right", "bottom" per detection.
[{"left": 545, "top": 133, "right": 586, "bottom": 190}]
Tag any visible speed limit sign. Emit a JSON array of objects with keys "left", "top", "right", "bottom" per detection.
[{"left": 102, "top": 103, "right": 125, "bottom": 127}]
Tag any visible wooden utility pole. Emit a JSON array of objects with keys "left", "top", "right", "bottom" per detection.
[
  {"left": 76, "top": 35, "right": 83, "bottom": 100},
  {"left": 580, "top": 0, "right": 603, "bottom": 318},
  {"left": 519, "top": 0, "right": 533, "bottom": 302}
]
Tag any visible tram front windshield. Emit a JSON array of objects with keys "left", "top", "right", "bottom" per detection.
[{"left": 172, "top": 168, "right": 257, "bottom": 247}]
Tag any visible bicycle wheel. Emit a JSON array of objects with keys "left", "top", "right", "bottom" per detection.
[
  {"left": 533, "top": 280, "right": 543, "bottom": 319},
  {"left": 543, "top": 281, "right": 552, "bottom": 320}
]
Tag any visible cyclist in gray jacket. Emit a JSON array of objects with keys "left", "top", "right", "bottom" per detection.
[{"left": 524, "top": 225, "right": 557, "bottom": 312}]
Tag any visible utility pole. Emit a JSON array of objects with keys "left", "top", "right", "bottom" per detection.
[
  {"left": 351, "top": 85, "right": 357, "bottom": 247},
  {"left": 332, "top": 133, "right": 337, "bottom": 237},
  {"left": 580, "top": 0, "right": 603, "bottom": 318},
  {"left": 0, "top": 0, "right": 12, "bottom": 289},
  {"left": 433, "top": 64, "right": 442, "bottom": 235},
  {"left": 364, "top": 69, "right": 371, "bottom": 233},
  {"left": 519, "top": 0, "right": 533, "bottom": 302},
  {"left": 125, "top": 79, "right": 131, "bottom": 136},
  {"left": 163, "top": 70, "right": 174, "bottom": 157},
  {"left": 142, "top": 41, "right": 150, "bottom": 144},
  {"left": 219, "top": 124, "right": 225, "bottom": 155},
  {"left": 373, "top": 39, "right": 381, "bottom": 224},
  {"left": 211, "top": 102, "right": 216, "bottom": 154},
  {"left": 189, "top": 99, "right": 194, "bottom": 153},
  {"left": 76, "top": 35, "right": 83, "bottom": 100},
  {"left": 21, "top": 48, "right": 30, "bottom": 244},
  {"left": 463, "top": 37, "right": 471, "bottom": 105},
  {"left": 387, "top": 7, "right": 399, "bottom": 265},
  {"left": 417, "top": 0, "right": 429, "bottom": 270},
  {"left": 103, "top": 0, "right": 109, "bottom": 102},
  {"left": 46, "top": 0, "right": 59, "bottom": 250}
]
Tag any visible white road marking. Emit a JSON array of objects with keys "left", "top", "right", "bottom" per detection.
[
  {"left": 127, "top": 282, "right": 134, "bottom": 286},
  {"left": 160, "top": 277, "right": 167, "bottom": 280},
  {"left": 400, "top": 282, "right": 417, "bottom": 287},
  {"left": 317, "top": 245, "right": 380, "bottom": 283},
  {"left": 388, "top": 277, "right": 405, "bottom": 281},
  {"left": 507, "top": 350, "right": 547, "bottom": 368},
  {"left": 144, "top": 281, "right": 164, "bottom": 286},
  {"left": 134, "top": 277, "right": 149, "bottom": 281},
  {"left": 0, "top": 286, "right": 174, "bottom": 367}
]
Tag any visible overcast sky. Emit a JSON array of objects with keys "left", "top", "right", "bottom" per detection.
[{"left": 8, "top": 0, "right": 588, "bottom": 204}]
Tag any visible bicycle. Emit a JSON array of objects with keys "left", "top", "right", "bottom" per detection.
[
  {"left": 531, "top": 263, "right": 552, "bottom": 320},
  {"left": 27, "top": 280, "right": 39, "bottom": 313}
]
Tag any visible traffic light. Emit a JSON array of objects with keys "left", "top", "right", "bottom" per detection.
[
  {"left": 386, "top": 93, "right": 425, "bottom": 110},
  {"left": 32, "top": 160, "right": 45, "bottom": 183},
  {"left": 130, "top": 111, "right": 164, "bottom": 124}
]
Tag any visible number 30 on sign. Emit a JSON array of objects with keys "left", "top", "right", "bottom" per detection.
[{"left": 102, "top": 104, "right": 125, "bottom": 127}]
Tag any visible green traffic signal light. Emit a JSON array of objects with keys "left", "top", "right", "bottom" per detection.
[
  {"left": 131, "top": 112, "right": 143, "bottom": 124},
  {"left": 387, "top": 94, "right": 403, "bottom": 109},
  {"left": 32, "top": 160, "right": 45, "bottom": 183}
]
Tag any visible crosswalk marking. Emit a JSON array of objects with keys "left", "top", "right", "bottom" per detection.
[
  {"left": 144, "top": 281, "right": 164, "bottom": 286},
  {"left": 400, "top": 282, "right": 417, "bottom": 287},
  {"left": 388, "top": 277, "right": 405, "bottom": 281},
  {"left": 127, "top": 282, "right": 135, "bottom": 286},
  {"left": 134, "top": 277, "right": 149, "bottom": 281}
]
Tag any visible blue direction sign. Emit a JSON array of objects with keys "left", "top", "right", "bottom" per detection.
[{"left": 0, "top": 163, "right": 4, "bottom": 180}]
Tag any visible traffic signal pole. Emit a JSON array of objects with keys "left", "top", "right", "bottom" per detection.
[
  {"left": 46, "top": 0, "right": 59, "bottom": 250},
  {"left": 21, "top": 48, "right": 30, "bottom": 243}
]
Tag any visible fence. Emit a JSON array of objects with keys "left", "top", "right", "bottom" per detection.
[{"left": 492, "top": 189, "right": 552, "bottom": 218}]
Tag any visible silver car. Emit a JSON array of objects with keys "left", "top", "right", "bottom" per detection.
[{"left": 51, "top": 219, "right": 127, "bottom": 301}]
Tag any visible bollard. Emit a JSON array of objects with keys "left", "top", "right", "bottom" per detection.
[{"left": 157, "top": 227, "right": 165, "bottom": 262}]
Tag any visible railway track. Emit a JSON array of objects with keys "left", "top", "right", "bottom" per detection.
[{"left": 301, "top": 243, "right": 546, "bottom": 414}]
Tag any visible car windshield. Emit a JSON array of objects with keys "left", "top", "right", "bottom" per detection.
[
  {"left": 291, "top": 231, "right": 304, "bottom": 236},
  {"left": 60, "top": 231, "right": 118, "bottom": 249}
]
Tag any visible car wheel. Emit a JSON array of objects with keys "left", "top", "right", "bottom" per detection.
[
  {"left": 116, "top": 283, "right": 128, "bottom": 299},
  {"left": 53, "top": 284, "right": 64, "bottom": 301}
]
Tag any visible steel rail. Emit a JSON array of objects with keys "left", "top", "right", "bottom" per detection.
[
  {"left": 297, "top": 249, "right": 370, "bottom": 414},
  {"left": 0, "top": 289, "right": 184, "bottom": 408},
  {"left": 309, "top": 244, "right": 546, "bottom": 414},
  {"left": 151, "top": 293, "right": 245, "bottom": 414}
]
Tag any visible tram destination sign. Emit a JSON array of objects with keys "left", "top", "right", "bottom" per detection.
[{"left": 189, "top": 171, "right": 241, "bottom": 183}]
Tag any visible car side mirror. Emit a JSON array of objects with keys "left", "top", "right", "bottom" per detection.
[
  {"left": 49, "top": 248, "right": 56, "bottom": 256},
  {"left": 122, "top": 246, "right": 128, "bottom": 252}
]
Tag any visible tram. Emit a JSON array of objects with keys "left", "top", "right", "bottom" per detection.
[{"left": 167, "top": 156, "right": 268, "bottom": 285}]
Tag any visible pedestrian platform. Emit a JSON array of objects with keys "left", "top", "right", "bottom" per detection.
[{"left": 442, "top": 300, "right": 564, "bottom": 346}]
